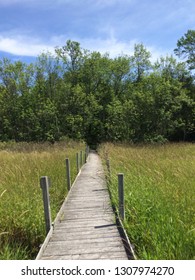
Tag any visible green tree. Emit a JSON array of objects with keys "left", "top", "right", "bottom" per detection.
[
  {"left": 174, "top": 29, "right": 195, "bottom": 70},
  {"left": 0, "top": 59, "right": 34, "bottom": 140},
  {"left": 79, "top": 51, "right": 114, "bottom": 145},
  {"left": 154, "top": 55, "right": 189, "bottom": 81},
  {"left": 0, "top": 39, "right": 194, "bottom": 144},
  {"left": 55, "top": 84, "right": 89, "bottom": 140},
  {"left": 0, "top": 58, "right": 34, "bottom": 96},
  {"left": 55, "top": 40, "right": 84, "bottom": 86},
  {"left": 33, "top": 52, "right": 63, "bottom": 100},
  {"left": 131, "top": 43, "right": 152, "bottom": 82},
  {"left": 110, "top": 55, "right": 130, "bottom": 97},
  {"left": 105, "top": 98, "right": 136, "bottom": 142},
  {"left": 37, "top": 99, "right": 60, "bottom": 142}
]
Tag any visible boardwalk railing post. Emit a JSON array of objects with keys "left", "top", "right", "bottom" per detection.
[
  {"left": 66, "top": 158, "right": 71, "bottom": 191},
  {"left": 106, "top": 158, "right": 111, "bottom": 184},
  {"left": 76, "top": 152, "right": 80, "bottom": 174},
  {"left": 40, "top": 176, "right": 52, "bottom": 235},
  {"left": 80, "top": 150, "right": 83, "bottom": 168},
  {"left": 118, "top": 173, "right": 125, "bottom": 221},
  {"left": 85, "top": 145, "right": 89, "bottom": 163},
  {"left": 85, "top": 146, "right": 87, "bottom": 163}
]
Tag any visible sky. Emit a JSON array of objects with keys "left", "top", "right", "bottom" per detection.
[{"left": 0, "top": 0, "right": 195, "bottom": 63}]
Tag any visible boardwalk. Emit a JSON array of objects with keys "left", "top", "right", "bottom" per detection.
[{"left": 36, "top": 152, "right": 130, "bottom": 260}]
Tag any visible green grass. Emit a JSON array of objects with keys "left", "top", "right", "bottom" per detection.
[
  {"left": 99, "top": 143, "right": 195, "bottom": 260},
  {"left": 0, "top": 140, "right": 85, "bottom": 259}
]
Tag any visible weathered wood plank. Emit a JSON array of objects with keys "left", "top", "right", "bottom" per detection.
[
  {"left": 48, "top": 239, "right": 124, "bottom": 248},
  {"left": 60, "top": 214, "right": 113, "bottom": 220},
  {"left": 50, "top": 233, "right": 121, "bottom": 242},
  {"left": 53, "top": 226, "right": 120, "bottom": 235},
  {"left": 37, "top": 151, "right": 129, "bottom": 260},
  {"left": 42, "top": 244, "right": 126, "bottom": 256},
  {"left": 41, "top": 252, "right": 127, "bottom": 260}
]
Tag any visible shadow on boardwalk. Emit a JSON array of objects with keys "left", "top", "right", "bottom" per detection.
[{"left": 36, "top": 151, "right": 132, "bottom": 260}]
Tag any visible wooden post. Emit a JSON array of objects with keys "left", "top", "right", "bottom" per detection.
[
  {"left": 85, "top": 145, "right": 89, "bottom": 163},
  {"left": 85, "top": 146, "right": 87, "bottom": 163},
  {"left": 40, "top": 176, "right": 52, "bottom": 235},
  {"left": 66, "top": 158, "right": 71, "bottom": 191},
  {"left": 80, "top": 151, "right": 83, "bottom": 168},
  {"left": 106, "top": 159, "right": 111, "bottom": 185},
  {"left": 118, "top": 173, "right": 125, "bottom": 220},
  {"left": 106, "top": 159, "right": 111, "bottom": 176},
  {"left": 76, "top": 152, "right": 80, "bottom": 174}
]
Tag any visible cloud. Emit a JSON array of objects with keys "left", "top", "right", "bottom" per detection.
[
  {"left": 0, "top": 35, "right": 54, "bottom": 56},
  {"left": 147, "top": 45, "right": 174, "bottom": 63},
  {"left": 82, "top": 37, "right": 172, "bottom": 63},
  {"left": 0, "top": 31, "right": 172, "bottom": 63},
  {"left": 0, "top": 32, "right": 134, "bottom": 58},
  {"left": 80, "top": 37, "right": 136, "bottom": 57}
]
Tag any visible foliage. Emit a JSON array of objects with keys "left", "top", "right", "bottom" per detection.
[
  {"left": 174, "top": 29, "right": 195, "bottom": 70},
  {"left": 0, "top": 34, "right": 195, "bottom": 145}
]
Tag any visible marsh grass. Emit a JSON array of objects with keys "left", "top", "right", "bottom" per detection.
[
  {"left": 0, "top": 141, "right": 84, "bottom": 259},
  {"left": 99, "top": 143, "right": 195, "bottom": 260}
]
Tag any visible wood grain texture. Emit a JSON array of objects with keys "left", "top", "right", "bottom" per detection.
[{"left": 37, "top": 151, "right": 128, "bottom": 260}]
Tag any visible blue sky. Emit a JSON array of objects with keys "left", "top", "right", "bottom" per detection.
[{"left": 0, "top": 0, "right": 195, "bottom": 62}]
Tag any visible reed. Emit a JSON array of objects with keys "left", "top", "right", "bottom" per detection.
[
  {"left": 99, "top": 143, "right": 195, "bottom": 260},
  {"left": 0, "top": 141, "right": 84, "bottom": 259}
]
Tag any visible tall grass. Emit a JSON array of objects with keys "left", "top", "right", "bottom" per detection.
[
  {"left": 99, "top": 143, "right": 195, "bottom": 260},
  {"left": 0, "top": 141, "right": 85, "bottom": 259}
]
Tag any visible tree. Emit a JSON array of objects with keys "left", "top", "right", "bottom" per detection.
[
  {"left": 174, "top": 30, "right": 195, "bottom": 70},
  {"left": 0, "top": 39, "right": 194, "bottom": 144},
  {"left": 0, "top": 59, "right": 32, "bottom": 140},
  {"left": 131, "top": 43, "right": 152, "bottom": 82},
  {"left": 56, "top": 40, "right": 82, "bottom": 71},
  {"left": 110, "top": 55, "right": 130, "bottom": 97},
  {"left": 154, "top": 55, "right": 189, "bottom": 81},
  {"left": 57, "top": 85, "right": 87, "bottom": 140},
  {"left": 55, "top": 40, "right": 83, "bottom": 86},
  {"left": 79, "top": 51, "right": 106, "bottom": 95},
  {"left": 33, "top": 52, "right": 63, "bottom": 100}
]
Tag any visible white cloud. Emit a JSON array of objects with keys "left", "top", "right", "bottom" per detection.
[
  {"left": 78, "top": 34, "right": 171, "bottom": 61},
  {"left": 147, "top": 45, "right": 173, "bottom": 63},
  {"left": 0, "top": 30, "right": 136, "bottom": 58},
  {"left": 0, "top": 35, "right": 54, "bottom": 56},
  {"left": 0, "top": 31, "right": 172, "bottom": 62},
  {"left": 79, "top": 37, "right": 136, "bottom": 57}
]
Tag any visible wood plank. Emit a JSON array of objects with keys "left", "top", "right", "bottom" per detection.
[
  {"left": 37, "top": 152, "right": 129, "bottom": 260},
  {"left": 50, "top": 233, "right": 121, "bottom": 242},
  {"left": 41, "top": 252, "right": 127, "bottom": 260},
  {"left": 52, "top": 227, "right": 120, "bottom": 236},
  {"left": 47, "top": 239, "right": 124, "bottom": 248},
  {"left": 42, "top": 244, "right": 126, "bottom": 256}
]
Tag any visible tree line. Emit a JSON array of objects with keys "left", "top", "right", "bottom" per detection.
[{"left": 0, "top": 30, "right": 195, "bottom": 146}]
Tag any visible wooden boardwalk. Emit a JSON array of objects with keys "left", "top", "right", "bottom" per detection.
[{"left": 36, "top": 151, "right": 130, "bottom": 260}]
